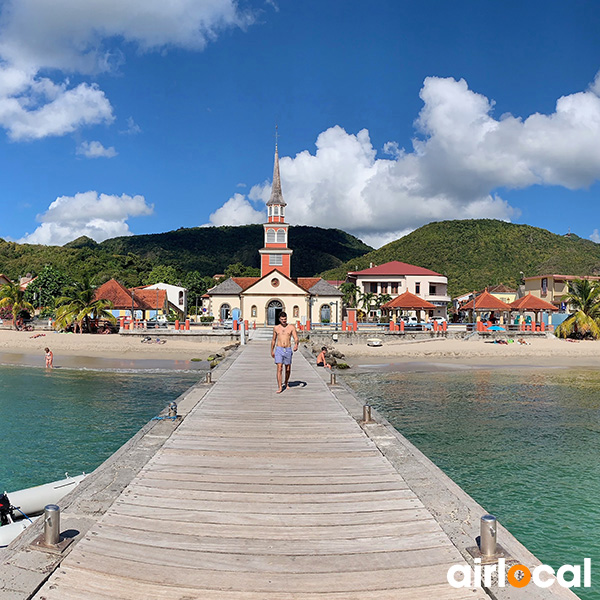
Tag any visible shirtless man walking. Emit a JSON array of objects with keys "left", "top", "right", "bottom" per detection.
[{"left": 271, "top": 311, "right": 299, "bottom": 393}]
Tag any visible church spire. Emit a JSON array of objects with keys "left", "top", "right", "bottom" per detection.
[{"left": 267, "top": 134, "right": 286, "bottom": 207}]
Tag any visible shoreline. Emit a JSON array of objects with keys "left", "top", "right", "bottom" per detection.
[
  {"left": 0, "top": 329, "right": 234, "bottom": 370},
  {"left": 326, "top": 336, "right": 600, "bottom": 370}
]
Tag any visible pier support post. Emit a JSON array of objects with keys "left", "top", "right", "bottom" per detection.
[
  {"left": 480, "top": 514, "right": 497, "bottom": 557},
  {"left": 361, "top": 404, "right": 375, "bottom": 424},
  {"left": 44, "top": 504, "right": 60, "bottom": 546},
  {"left": 329, "top": 372, "right": 337, "bottom": 386},
  {"left": 205, "top": 372, "right": 212, "bottom": 384}
]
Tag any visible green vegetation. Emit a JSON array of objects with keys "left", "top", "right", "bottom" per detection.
[
  {"left": 0, "top": 281, "right": 34, "bottom": 326},
  {"left": 320, "top": 220, "right": 600, "bottom": 296},
  {"left": 0, "top": 225, "right": 371, "bottom": 288},
  {"left": 555, "top": 279, "right": 600, "bottom": 339}
]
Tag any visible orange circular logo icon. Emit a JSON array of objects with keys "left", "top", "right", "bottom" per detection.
[{"left": 507, "top": 564, "right": 532, "bottom": 587}]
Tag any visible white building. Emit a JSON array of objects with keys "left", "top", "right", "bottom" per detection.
[
  {"left": 144, "top": 283, "right": 187, "bottom": 315},
  {"left": 348, "top": 261, "right": 451, "bottom": 318}
]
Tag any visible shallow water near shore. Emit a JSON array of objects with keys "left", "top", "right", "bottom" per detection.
[
  {"left": 344, "top": 366, "right": 600, "bottom": 597},
  {"left": 1, "top": 365, "right": 201, "bottom": 493}
]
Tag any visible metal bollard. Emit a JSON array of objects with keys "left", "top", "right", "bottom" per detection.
[
  {"left": 363, "top": 404, "right": 373, "bottom": 423},
  {"left": 329, "top": 372, "right": 337, "bottom": 385},
  {"left": 44, "top": 504, "right": 60, "bottom": 546},
  {"left": 205, "top": 372, "right": 212, "bottom": 384},
  {"left": 168, "top": 402, "right": 177, "bottom": 417},
  {"left": 480, "top": 514, "right": 497, "bottom": 556}
]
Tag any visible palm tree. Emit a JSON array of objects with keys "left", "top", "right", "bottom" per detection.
[
  {"left": 54, "top": 277, "right": 116, "bottom": 333},
  {"left": 0, "top": 281, "right": 34, "bottom": 328},
  {"left": 359, "top": 291, "right": 376, "bottom": 322},
  {"left": 340, "top": 282, "right": 360, "bottom": 309},
  {"left": 555, "top": 279, "right": 600, "bottom": 339}
]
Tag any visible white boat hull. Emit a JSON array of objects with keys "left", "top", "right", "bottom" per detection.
[{"left": 1, "top": 473, "right": 86, "bottom": 548}]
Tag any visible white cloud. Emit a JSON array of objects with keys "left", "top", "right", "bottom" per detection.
[
  {"left": 119, "top": 116, "right": 141, "bottom": 135},
  {"left": 19, "top": 191, "right": 153, "bottom": 245},
  {"left": 208, "top": 74, "right": 600, "bottom": 247},
  {"left": 591, "top": 229, "right": 600, "bottom": 244},
  {"left": 77, "top": 140, "right": 117, "bottom": 158},
  {"left": 0, "top": 1, "right": 251, "bottom": 141},
  {"left": 0, "top": 0, "right": 252, "bottom": 73},
  {"left": 206, "top": 193, "right": 264, "bottom": 227}
]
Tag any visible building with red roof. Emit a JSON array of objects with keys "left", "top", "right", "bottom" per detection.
[
  {"left": 347, "top": 261, "right": 450, "bottom": 319},
  {"left": 94, "top": 279, "right": 172, "bottom": 320},
  {"left": 523, "top": 274, "right": 600, "bottom": 310},
  {"left": 205, "top": 144, "right": 342, "bottom": 325}
]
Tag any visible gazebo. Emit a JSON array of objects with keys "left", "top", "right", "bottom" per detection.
[
  {"left": 381, "top": 290, "right": 436, "bottom": 322},
  {"left": 509, "top": 293, "right": 558, "bottom": 327},
  {"left": 461, "top": 290, "right": 512, "bottom": 324}
]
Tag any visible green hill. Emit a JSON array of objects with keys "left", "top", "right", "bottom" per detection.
[
  {"left": 0, "top": 225, "right": 372, "bottom": 286},
  {"left": 320, "top": 219, "right": 600, "bottom": 297}
]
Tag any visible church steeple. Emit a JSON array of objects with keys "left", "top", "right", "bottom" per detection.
[
  {"left": 266, "top": 143, "right": 286, "bottom": 223},
  {"left": 259, "top": 138, "right": 293, "bottom": 278}
]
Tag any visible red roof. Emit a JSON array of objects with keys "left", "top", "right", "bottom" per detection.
[
  {"left": 461, "top": 290, "right": 512, "bottom": 311},
  {"left": 349, "top": 261, "right": 443, "bottom": 277},
  {"left": 381, "top": 291, "right": 436, "bottom": 310},
  {"left": 231, "top": 277, "right": 260, "bottom": 291},
  {"left": 296, "top": 277, "right": 321, "bottom": 292},
  {"left": 510, "top": 293, "right": 558, "bottom": 311},
  {"left": 134, "top": 288, "right": 168, "bottom": 309},
  {"left": 94, "top": 279, "right": 167, "bottom": 310}
]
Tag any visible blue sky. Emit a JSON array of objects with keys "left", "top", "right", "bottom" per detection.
[{"left": 0, "top": 0, "right": 599, "bottom": 248}]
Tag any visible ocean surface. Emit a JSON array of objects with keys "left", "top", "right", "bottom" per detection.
[
  {"left": 1, "top": 364, "right": 201, "bottom": 493},
  {"left": 344, "top": 365, "right": 600, "bottom": 598}
]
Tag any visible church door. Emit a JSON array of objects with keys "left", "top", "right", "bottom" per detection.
[{"left": 267, "top": 300, "right": 283, "bottom": 326}]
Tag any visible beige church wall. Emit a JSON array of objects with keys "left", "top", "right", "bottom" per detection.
[
  {"left": 241, "top": 293, "right": 308, "bottom": 325},
  {"left": 244, "top": 273, "right": 304, "bottom": 296},
  {"left": 309, "top": 295, "right": 343, "bottom": 323},
  {"left": 211, "top": 294, "right": 241, "bottom": 319}
]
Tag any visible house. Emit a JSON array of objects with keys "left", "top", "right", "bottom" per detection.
[
  {"left": 347, "top": 261, "right": 450, "bottom": 319},
  {"left": 94, "top": 279, "right": 173, "bottom": 320},
  {"left": 205, "top": 143, "right": 342, "bottom": 326},
  {"left": 140, "top": 283, "right": 187, "bottom": 317},
  {"left": 523, "top": 274, "right": 600, "bottom": 310},
  {"left": 454, "top": 285, "right": 517, "bottom": 311}
]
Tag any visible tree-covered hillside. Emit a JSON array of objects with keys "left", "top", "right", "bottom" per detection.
[
  {"left": 320, "top": 219, "right": 600, "bottom": 297},
  {"left": 0, "top": 225, "right": 372, "bottom": 286}
]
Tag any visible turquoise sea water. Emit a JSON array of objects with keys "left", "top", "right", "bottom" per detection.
[
  {"left": 344, "top": 366, "right": 600, "bottom": 598},
  {"left": 0, "top": 365, "right": 200, "bottom": 493}
]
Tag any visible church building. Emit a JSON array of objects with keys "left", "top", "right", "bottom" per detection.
[{"left": 206, "top": 144, "right": 342, "bottom": 326}]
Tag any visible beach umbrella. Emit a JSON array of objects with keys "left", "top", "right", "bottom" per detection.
[{"left": 487, "top": 325, "right": 506, "bottom": 331}]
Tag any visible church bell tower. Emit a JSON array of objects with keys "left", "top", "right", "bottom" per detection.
[{"left": 259, "top": 142, "right": 293, "bottom": 278}]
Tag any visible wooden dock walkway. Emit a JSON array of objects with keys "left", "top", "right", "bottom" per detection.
[{"left": 33, "top": 342, "right": 489, "bottom": 600}]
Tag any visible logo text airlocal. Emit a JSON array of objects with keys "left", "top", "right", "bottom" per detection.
[{"left": 447, "top": 558, "right": 591, "bottom": 589}]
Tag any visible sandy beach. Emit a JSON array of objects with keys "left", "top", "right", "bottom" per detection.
[
  {"left": 0, "top": 329, "right": 231, "bottom": 365},
  {"left": 330, "top": 335, "right": 600, "bottom": 368}
]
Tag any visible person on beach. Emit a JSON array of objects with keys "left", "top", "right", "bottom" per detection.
[
  {"left": 271, "top": 311, "right": 299, "bottom": 393},
  {"left": 316, "top": 346, "right": 331, "bottom": 369},
  {"left": 44, "top": 347, "right": 53, "bottom": 369}
]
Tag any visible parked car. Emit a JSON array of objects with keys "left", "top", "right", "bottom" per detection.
[
  {"left": 147, "top": 317, "right": 168, "bottom": 329},
  {"left": 431, "top": 316, "right": 447, "bottom": 323}
]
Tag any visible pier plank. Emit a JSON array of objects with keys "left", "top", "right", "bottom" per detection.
[{"left": 33, "top": 342, "right": 490, "bottom": 600}]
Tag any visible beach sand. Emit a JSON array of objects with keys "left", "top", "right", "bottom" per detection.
[
  {"left": 328, "top": 335, "right": 600, "bottom": 368},
  {"left": 0, "top": 329, "right": 231, "bottom": 368}
]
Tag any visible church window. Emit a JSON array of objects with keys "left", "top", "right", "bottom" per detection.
[
  {"left": 293, "top": 305, "right": 299, "bottom": 318},
  {"left": 271, "top": 278, "right": 280, "bottom": 287},
  {"left": 268, "top": 206, "right": 272, "bottom": 217},
  {"left": 266, "top": 228, "right": 276, "bottom": 243},
  {"left": 273, "top": 205, "right": 279, "bottom": 216},
  {"left": 269, "top": 254, "right": 283, "bottom": 266},
  {"left": 276, "top": 229, "right": 286, "bottom": 243},
  {"left": 251, "top": 305, "right": 257, "bottom": 317}
]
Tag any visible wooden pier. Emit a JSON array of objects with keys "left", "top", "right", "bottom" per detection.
[{"left": 33, "top": 342, "right": 490, "bottom": 599}]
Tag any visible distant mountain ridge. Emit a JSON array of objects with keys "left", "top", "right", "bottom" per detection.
[
  {"left": 319, "top": 219, "right": 600, "bottom": 297},
  {"left": 0, "top": 225, "right": 373, "bottom": 286}
]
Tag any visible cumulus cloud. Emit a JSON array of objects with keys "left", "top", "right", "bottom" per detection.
[
  {"left": 591, "top": 229, "right": 600, "bottom": 244},
  {"left": 0, "top": 1, "right": 251, "bottom": 140},
  {"left": 207, "top": 193, "right": 264, "bottom": 227},
  {"left": 208, "top": 74, "right": 600, "bottom": 247},
  {"left": 19, "top": 191, "right": 153, "bottom": 245},
  {"left": 76, "top": 140, "right": 117, "bottom": 158},
  {"left": 119, "top": 116, "right": 141, "bottom": 135}
]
